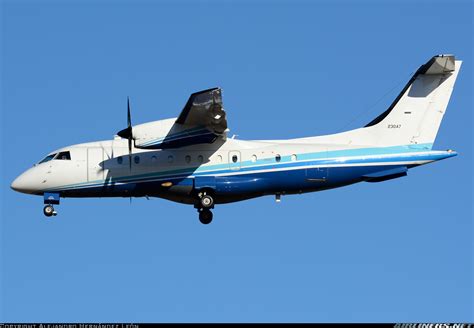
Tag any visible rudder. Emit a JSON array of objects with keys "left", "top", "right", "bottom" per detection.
[{"left": 365, "top": 55, "right": 462, "bottom": 149}]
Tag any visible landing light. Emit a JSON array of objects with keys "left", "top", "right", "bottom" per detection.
[{"left": 161, "top": 182, "right": 173, "bottom": 187}]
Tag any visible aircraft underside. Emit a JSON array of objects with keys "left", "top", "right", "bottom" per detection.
[{"left": 58, "top": 163, "right": 416, "bottom": 204}]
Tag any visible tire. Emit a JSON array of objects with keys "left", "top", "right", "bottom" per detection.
[
  {"left": 43, "top": 205, "right": 54, "bottom": 217},
  {"left": 199, "top": 209, "right": 213, "bottom": 224},
  {"left": 200, "top": 195, "right": 214, "bottom": 209}
]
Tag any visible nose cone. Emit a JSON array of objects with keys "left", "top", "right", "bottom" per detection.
[{"left": 11, "top": 169, "right": 40, "bottom": 194}]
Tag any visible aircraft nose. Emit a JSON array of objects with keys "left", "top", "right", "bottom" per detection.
[{"left": 11, "top": 169, "right": 39, "bottom": 194}]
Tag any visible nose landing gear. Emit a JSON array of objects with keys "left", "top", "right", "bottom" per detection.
[
  {"left": 43, "top": 205, "right": 57, "bottom": 217},
  {"left": 43, "top": 192, "right": 60, "bottom": 218}
]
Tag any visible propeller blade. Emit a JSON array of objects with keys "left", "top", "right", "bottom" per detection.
[
  {"left": 127, "top": 96, "right": 132, "bottom": 172},
  {"left": 128, "top": 136, "right": 132, "bottom": 172},
  {"left": 117, "top": 96, "right": 134, "bottom": 172},
  {"left": 117, "top": 96, "right": 133, "bottom": 139},
  {"left": 127, "top": 96, "right": 131, "bottom": 128}
]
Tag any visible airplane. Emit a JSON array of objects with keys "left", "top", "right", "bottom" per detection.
[{"left": 11, "top": 54, "right": 462, "bottom": 224}]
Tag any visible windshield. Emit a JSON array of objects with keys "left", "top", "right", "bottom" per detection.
[
  {"left": 56, "top": 151, "right": 71, "bottom": 160},
  {"left": 38, "top": 153, "right": 57, "bottom": 164}
]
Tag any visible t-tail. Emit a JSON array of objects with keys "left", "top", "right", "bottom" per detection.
[{"left": 364, "top": 54, "right": 462, "bottom": 149}]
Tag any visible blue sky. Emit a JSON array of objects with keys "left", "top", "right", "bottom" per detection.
[{"left": 1, "top": 0, "right": 472, "bottom": 323}]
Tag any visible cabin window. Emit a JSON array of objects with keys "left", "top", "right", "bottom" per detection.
[
  {"left": 56, "top": 151, "right": 71, "bottom": 160},
  {"left": 39, "top": 153, "right": 57, "bottom": 164},
  {"left": 291, "top": 154, "right": 297, "bottom": 162},
  {"left": 275, "top": 154, "right": 281, "bottom": 162},
  {"left": 151, "top": 155, "right": 157, "bottom": 163},
  {"left": 134, "top": 155, "right": 140, "bottom": 164},
  {"left": 117, "top": 157, "right": 123, "bottom": 164},
  {"left": 232, "top": 155, "right": 238, "bottom": 163},
  {"left": 217, "top": 155, "right": 223, "bottom": 162},
  {"left": 168, "top": 155, "right": 174, "bottom": 163},
  {"left": 251, "top": 155, "right": 257, "bottom": 162},
  {"left": 185, "top": 155, "right": 191, "bottom": 164},
  {"left": 197, "top": 155, "right": 203, "bottom": 163}
]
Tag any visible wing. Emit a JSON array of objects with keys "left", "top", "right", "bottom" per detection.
[
  {"left": 131, "top": 87, "right": 229, "bottom": 149},
  {"left": 176, "top": 87, "right": 228, "bottom": 136}
]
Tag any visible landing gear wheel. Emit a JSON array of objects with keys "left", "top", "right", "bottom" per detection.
[
  {"left": 199, "top": 209, "right": 213, "bottom": 224},
  {"left": 200, "top": 194, "right": 214, "bottom": 209},
  {"left": 43, "top": 205, "right": 55, "bottom": 217}
]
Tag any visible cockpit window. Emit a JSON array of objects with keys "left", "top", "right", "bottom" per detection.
[
  {"left": 56, "top": 151, "right": 71, "bottom": 160},
  {"left": 39, "top": 153, "right": 57, "bottom": 164}
]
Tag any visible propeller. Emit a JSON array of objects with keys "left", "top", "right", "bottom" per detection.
[{"left": 117, "top": 97, "right": 133, "bottom": 171}]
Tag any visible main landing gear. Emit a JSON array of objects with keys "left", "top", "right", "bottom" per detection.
[
  {"left": 196, "top": 191, "right": 214, "bottom": 224},
  {"left": 198, "top": 208, "right": 213, "bottom": 224}
]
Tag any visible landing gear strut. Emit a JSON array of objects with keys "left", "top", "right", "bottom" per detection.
[{"left": 43, "top": 192, "right": 60, "bottom": 217}]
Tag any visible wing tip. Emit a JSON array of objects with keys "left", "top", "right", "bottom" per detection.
[{"left": 190, "top": 87, "right": 221, "bottom": 97}]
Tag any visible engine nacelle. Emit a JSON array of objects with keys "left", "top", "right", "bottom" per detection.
[{"left": 124, "top": 118, "right": 220, "bottom": 149}]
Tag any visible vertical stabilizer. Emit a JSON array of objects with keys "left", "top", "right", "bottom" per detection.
[{"left": 364, "top": 55, "right": 461, "bottom": 148}]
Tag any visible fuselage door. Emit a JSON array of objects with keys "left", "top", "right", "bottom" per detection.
[
  {"left": 88, "top": 148, "right": 104, "bottom": 181},
  {"left": 306, "top": 148, "right": 328, "bottom": 183},
  {"left": 228, "top": 151, "right": 241, "bottom": 170}
]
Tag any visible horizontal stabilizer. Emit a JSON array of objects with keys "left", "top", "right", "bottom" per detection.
[{"left": 421, "top": 55, "right": 455, "bottom": 74}]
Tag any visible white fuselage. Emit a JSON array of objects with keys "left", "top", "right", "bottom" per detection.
[{"left": 11, "top": 134, "right": 453, "bottom": 206}]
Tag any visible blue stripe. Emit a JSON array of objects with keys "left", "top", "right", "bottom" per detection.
[
  {"left": 58, "top": 163, "right": 416, "bottom": 198},
  {"left": 46, "top": 144, "right": 454, "bottom": 192},
  {"left": 139, "top": 127, "right": 210, "bottom": 147}
]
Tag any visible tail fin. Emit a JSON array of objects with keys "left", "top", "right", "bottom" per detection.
[{"left": 365, "top": 55, "right": 462, "bottom": 149}]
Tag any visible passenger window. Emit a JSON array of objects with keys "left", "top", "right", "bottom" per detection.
[
  {"left": 197, "top": 155, "right": 203, "bottom": 163},
  {"left": 275, "top": 154, "right": 281, "bottom": 162},
  {"left": 291, "top": 154, "right": 297, "bottom": 162},
  {"left": 185, "top": 155, "right": 191, "bottom": 163},
  {"left": 168, "top": 155, "right": 174, "bottom": 163},
  {"left": 134, "top": 155, "right": 140, "bottom": 164},
  {"left": 251, "top": 155, "right": 257, "bottom": 162},
  {"left": 117, "top": 157, "right": 123, "bottom": 164},
  {"left": 232, "top": 155, "right": 238, "bottom": 163},
  {"left": 56, "top": 151, "right": 71, "bottom": 160},
  {"left": 151, "top": 155, "right": 157, "bottom": 163},
  {"left": 217, "top": 155, "right": 223, "bottom": 162},
  {"left": 39, "top": 153, "right": 57, "bottom": 164}
]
